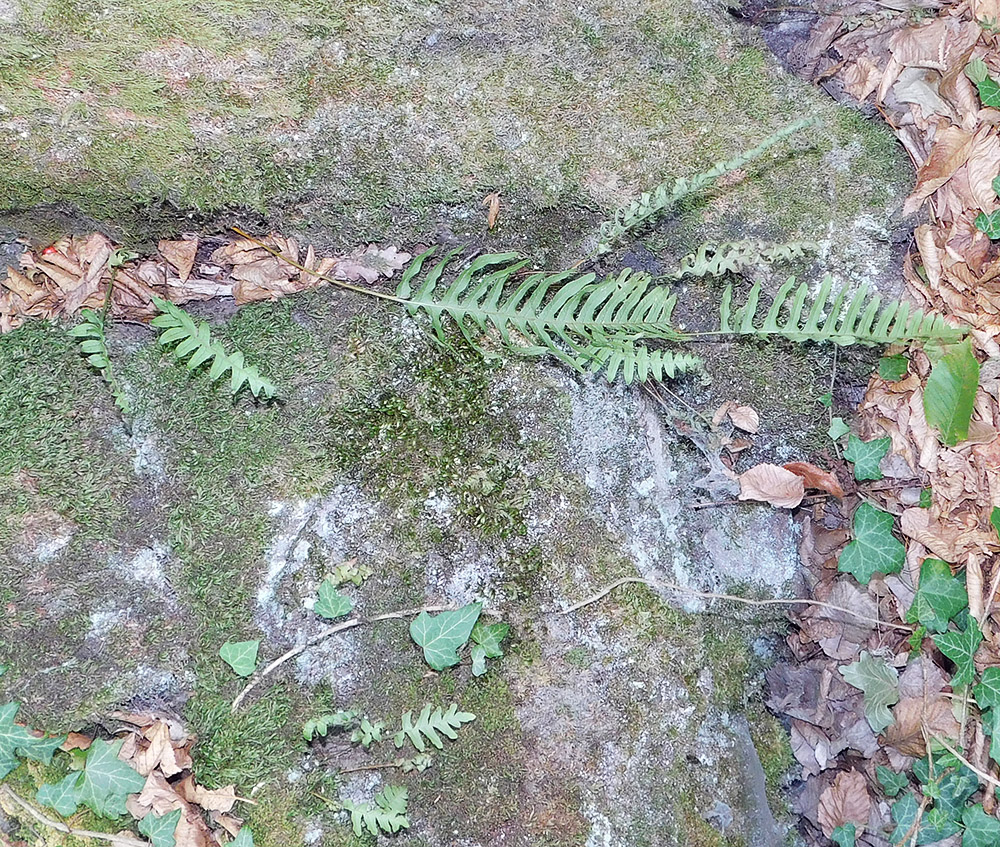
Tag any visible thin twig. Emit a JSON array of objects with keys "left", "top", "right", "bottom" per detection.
[
  {"left": 338, "top": 761, "right": 405, "bottom": 775},
  {"left": 0, "top": 786, "right": 149, "bottom": 846},
  {"left": 557, "top": 576, "right": 914, "bottom": 631},
  {"left": 230, "top": 604, "right": 457, "bottom": 712},
  {"left": 690, "top": 493, "right": 832, "bottom": 510}
]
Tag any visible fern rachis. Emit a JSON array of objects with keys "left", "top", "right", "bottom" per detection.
[{"left": 69, "top": 309, "right": 130, "bottom": 414}]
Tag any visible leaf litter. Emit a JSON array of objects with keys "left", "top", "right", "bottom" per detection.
[{"left": 765, "top": 0, "right": 1000, "bottom": 842}]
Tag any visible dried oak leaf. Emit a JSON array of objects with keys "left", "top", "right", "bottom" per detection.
[
  {"left": 159, "top": 239, "right": 198, "bottom": 283},
  {"left": 783, "top": 462, "right": 845, "bottom": 499},
  {"left": 738, "top": 463, "right": 805, "bottom": 508},
  {"left": 817, "top": 769, "right": 871, "bottom": 837},
  {"left": 884, "top": 696, "right": 960, "bottom": 757}
]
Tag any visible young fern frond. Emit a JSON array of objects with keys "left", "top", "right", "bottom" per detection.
[
  {"left": 150, "top": 297, "right": 277, "bottom": 400},
  {"left": 596, "top": 118, "right": 817, "bottom": 255},
  {"left": 343, "top": 786, "right": 409, "bottom": 837},
  {"left": 68, "top": 309, "right": 130, "bottom": 414},
  {"left": 574, "top": 340, "right": 703, "bottom": 384},
  {"left": 393, "top": 704, "right": 475, "bottom": 753},
  {"left": 395, "top": 249, "right": 687, "bottom": 381},
  {"left": 719, "top": 276, "right": 964, "bottom": 345},
  {"left": 669, "top": 240, "right": 818, "bottom": 280}
]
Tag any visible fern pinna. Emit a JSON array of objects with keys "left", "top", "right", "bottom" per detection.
[
  {"left": 393, "top": 249, "right": 963, "bottom": 385},
  {"left": 151, "top": 297, "right": 277, "bottom": 400}
]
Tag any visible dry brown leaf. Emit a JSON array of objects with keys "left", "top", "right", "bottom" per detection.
[
  {"left": 130, "top": 721, "right": 188, "bottom": 777},
  {"left": 175, "top": 774, "right": 237, "bottom": 813},
  {"left": 817, "top": 769, "right": 871, "bottom": 837},
  {"left": 884, "top": 696, "right": 961, "bottom": 756},
  {"left": 728, "top": 404, "right": 760, "bottom": 433},
  {"left": 783, "top": 462, "right": 845, "bottom": 499},
  {"left": 738, "top": 464, "right": 806, "bottom": 509},
  {"left": 904, "top": 125, "right": 976, "bottom": 214},
  {"left": 60, "top": 732, "right": 93, "bottom": 752},
  {"left": 159, "top": 239, "right": 198, "bottom": 282},
  {"left": 482, "top": 191, "right": 501, "bottom": 230},
  {"left": 334, "top": 244, "right": 412, "bottom": 284}
]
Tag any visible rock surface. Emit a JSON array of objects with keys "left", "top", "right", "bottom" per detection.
[{"left": 0, "top": 0, "right": 913, "bottom": 844}]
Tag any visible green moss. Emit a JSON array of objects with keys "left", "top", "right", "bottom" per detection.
[{"left": 748, "top": 705, "right": 795, "bottom": 806}]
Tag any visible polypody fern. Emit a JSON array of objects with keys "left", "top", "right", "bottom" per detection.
[
  {"left": 151, "top": 297, "right": 277, "bottom": 400},
  {"left": 69, "top": 309, "right": 130, "bottom": 413},
  {"left": 343, "top": 785, "right": 410, "bottom": 837},
  {"left": 393, "top": 703, "right": 476, "bottom": 753}
]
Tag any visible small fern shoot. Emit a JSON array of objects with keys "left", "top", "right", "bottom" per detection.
[
  {"left": 69, "top": 309, "right": 130, "bottom": 414},
  {"left": 719, "top": 276, "right": 963, "bottom": 346},
  {"left": 343, "top": 785, "right": 409, "bottom": 837},
  {"left": 669, "top": 240, "right": 818, "bottom": 280},
  {"left": 596, "top": 118, "right": 816, "bottom": 254},
  {"left": 151, "top": 297, "right": 277, "bottom": 400},
  {"left": 393, "top": 703, "right": 476, "bottom": 752}
]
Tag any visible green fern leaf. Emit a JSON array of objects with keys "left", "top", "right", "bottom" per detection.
[
  {"left": 303, "top": 709, "right": 359, "bottom": 742},
  {"left": 719, "top": 277, "right": 963, "bottom": 345},
  {"left": 151, "top": 297, "right": 277, "bottom": 399},
  {"left": 669, "top": 240, "right": 817, "bottom": 279},
  {"left": 393, "top": 703, "right": 476, "bottom": 753},
  {"left": 596, "top": 118, "right": 816, "bottom": 254},
  {"left": 68, "top": 309, "right": 130, "bottom": 414},
  {"left": 343, "top": 786, "right": 409, "bottom": 837}
]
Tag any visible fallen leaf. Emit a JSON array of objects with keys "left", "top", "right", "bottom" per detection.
[
  {"left": 884, "top": 696, "right": 961, "bottom": 756},
  {"left": 738, "top": 463, "right": 805, "bottom": 508},
  {"left": 175, "top": 774, "right": 237, "bottom": 813},
  {"left": 817, "top": 769, "right": 871, "bottom": 837},
  {"left": 728, "top": 404, "right": 760, "bottom": 433},
  {"left": 159, "top": 239, "right": 198, "bottom": 282},
  {"left": 904, "top": 125, "right": 976, "bottom": 214},
  {"left": 60, "top": 732, "right": 93, "bottom": 752},
  {"left": 783, "top": 462, "right": 845, "bottom": 499},
  {"left": 334, "top": 244, "right": 412, "bottom": 284},
  {"left": 482, "top": 192, "right": 501, "bottom": 230}
]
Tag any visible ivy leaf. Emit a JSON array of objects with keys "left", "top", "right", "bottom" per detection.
[
  {"left": 875, "top": 765, "right": 908, "bottom": 798},
  {"left": 828, "top": 417, "right": 850, "bottom": 441},
  {"left": 220, "top": 641, "right": 260, "bottom": 677},
  {"left": 921, "top": 806, "right": 961, "bottom": 842},
  {"left": 890, "top": 793, "right": 921, "bottom": 844},
  {"left": 409, "top": 604, "right": 482, "bottom": 670},
  {"left": 76, "top": 739, "right": 146, "bottom": 818},
  {"left": 981, "top": 708, "right": 1000, "bottom": 765},
  {"left": 992, "top": 506, "right": 1000, "bottom": 540},
  {"left": 231, "top": 828, "right": 255, "bottom": 847},
  {"left": 0, "top": 703, "right": 65, "bottom": 779},
  {"left": 962, "top": 805, "right": 1000, "bottom": 847},
  {"left": 838, "top": 503, "right": 905, "bottom": 585},
  {"left": 923, "top": 340, "right": 980, "bottom": 446},
  {"left": 314, "top": 579, "right": 354, "bottom": 620},
  {"left": 37, "top": 772, "right": 83, "bottom": 816},
  {"left": 831, "top": 823, "right": 856, "bottom": 847},
  {"left": 977, "top": 210, "right": 1000, "bottom": 240},
  {"left": 923, "top": 763, "right": 977, "bottom": 821},
  {"left": 879, "top": 355, "right": 908, "bottom": 381},
  {"left": 469, "top": 621, "right": 510, "bottom": 677},
  {"left": 906, "top": 558, "right": 968, "bottom": 633},
  {"left": 933, "top": 616, "right": 982, "bottom": 687},
  {"left": 977, "top": 668, "right": 1000, "bottom": 710},
  {"left": 138, "top": 808, "right": 182, "bottom": 847},
  {"left": 843, "top": 435, "right": 890, "bottom": 481},
  {"left": 840, "top": 651, "right": 900, "bottom": 733}
]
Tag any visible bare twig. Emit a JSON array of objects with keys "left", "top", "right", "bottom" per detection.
[
  {"left": 557, "top": 576, "right": 914, "bottom": 632},
  {"left": 0, "top": 786, "right": 149, "bottom": 846},
  {"left": 231, "top": 604, "right": 458, "bottom": 712},
  {"left": 690, "top": 493, "right": 832, "bottom": 510}
]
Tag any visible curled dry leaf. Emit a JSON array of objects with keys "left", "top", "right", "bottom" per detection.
[
  {"left": 159, "top": 239, "right": 198, "bottom": 283},
  {"left": 738, "top": 463, "right": 806, "bottom": 508},
  {"left": 783, "top": 462, "right": 845, "bottom": 499},
  {"left": 482, "top": 191, "right": 501, "bottom": 230},
  {"left": 817, "top": 769, "right": 871, "bottom": 837}
]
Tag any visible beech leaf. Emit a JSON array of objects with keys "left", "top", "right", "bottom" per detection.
[
  {"left": 923, "top": 340, "right": 980, "bottom": 446},
  {"left": 906, "top": 558, "right": 968, "bottom": 633},
  {"left": 817, "top": 769, "right": 870, "bottom": 837},
  {"left": 783, "top": 461, "right": 844, "bottom": 499},
  {"left": 737, "top": 463, "right": 805, "bottom": 508},
  {"left": 842, "top": 435, "right": 890, "bottom": 481},
  {"left": 840, "top": 651, "right": 899, "bottom": 733},
  {"left": 838, "top": 503, "right": 904, "bottom": 584}
]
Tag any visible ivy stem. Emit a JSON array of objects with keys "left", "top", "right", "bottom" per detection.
[{"left": 0, "top": 786, "right": 151, "bottom": 846}]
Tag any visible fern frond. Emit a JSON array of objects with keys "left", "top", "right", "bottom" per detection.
[
  {"left": 669, "top": 240, "right": 818, "bottom": 280},
  {"left": 596, "top": 118, "right": 816, "bottom": 254},
  {"left": 350, "top": 717, "right": 384, "bottom": 749},
  {"left": 393, "top": 703, "right": 476, "bottom": 753},
  {"left": 150, "top": 297, "right": 277, "bottom": 399},
  {"left": 303, "top": 709, "right": 359, "bottom": 742},
  {"left": 575, "top": 340, "right": 703, "bottom": 385},
  {"left": 343, "top": 786, "right": 409, "bottom": 837},
  {"left": 68, "top": 309, "right": 130, "bottom": 414},
  {"left": 718, "top": 276, "right": 964, "bottom": 345},
  {"left": 395, "top": 250, "right": 686, "bottom": 370}
]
